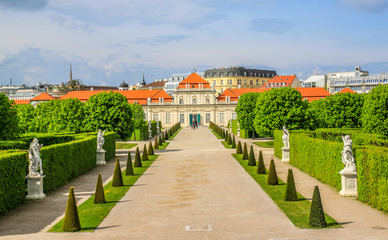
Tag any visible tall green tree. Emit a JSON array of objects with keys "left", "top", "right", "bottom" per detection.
[
  {"left": 253, "top": 87, "right": 313, "bottom": 137},
  {"left": 57, "top": 98, "right": 85, "bottom": 133},
  {"left": 361, "top": 85, "right": 388, "bottom": 136},
  {"left": 83, "top": 91, "right": 133, "bottom": 140},
  {"left": 310, "top": 92, "right": 364, "bottom": 128},
  {"left": 235, "top": 92, "right": 260, "bottom": 136},
  {"left": 14, "top": 103, "right": 37, "bottom": 133},
  {"left": 0, "top": 93, "right": 20, "bottom": 140}
]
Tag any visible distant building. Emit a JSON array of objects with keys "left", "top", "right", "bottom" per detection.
[
  {"left": 119, "top": 81, "right": 130, "bottom": 90},
  {"left": 261, "top": 75, "right": 302, "bottom": 88},
  {"left": 328, "top": 67, "right": 388, "bottom": 94},
  {"left": 204, "top": 67, "right": 276, "bottom": 94},
  {"left": 163, "top": 71, "right": 204, "bottom": 96},
  {"left": 138, "top": 80, "right": 166, "bottom": 90},
  {"left": 302, "top": 74, "right": 327, "bottom": 88}
]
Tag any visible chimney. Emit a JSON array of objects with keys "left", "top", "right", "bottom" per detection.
[{"left": 91, "top": 87, "right": 94, "bottom": 91}]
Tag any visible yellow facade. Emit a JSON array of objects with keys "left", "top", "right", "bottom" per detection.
[{"left": 203, "top": 76, "right": 271, "bottom": 94}]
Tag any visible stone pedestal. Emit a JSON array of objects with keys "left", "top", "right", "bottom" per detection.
[
  {"left": 26, "top": 175, "right": 46, "bottom": 200},
  {"left": 148, "top": 130, "right": 152, "bottom": 138},
  {"left": 96, "top": 150, "right": 106, "bottom": 165},
  {"left": 339, "top": 170, "right": 358, "bottom": 197},
  {"left": 281, "top": 147, "right": 290, "bottom": 162}
]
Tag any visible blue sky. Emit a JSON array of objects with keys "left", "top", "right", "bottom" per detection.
[{"left": 1, "top": 0, "right": 388, "bottom": 87}]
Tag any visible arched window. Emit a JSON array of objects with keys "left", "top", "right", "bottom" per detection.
[
  {"left": 192, "top": 98, "right": 197, "bottom": 104},
  {"left": 179, "top": 99, "right": 184, "bottom": 104},
  {"left": 205, "top": 98, "right": 210, "bottom": 104}
]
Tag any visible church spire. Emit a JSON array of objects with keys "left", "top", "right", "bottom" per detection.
[{"left": 141, "top": 73, "right": 146, "bottom": 86}]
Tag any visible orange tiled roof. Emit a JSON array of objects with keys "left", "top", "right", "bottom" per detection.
[
  {"left": 338, "top": 88, "right": 356, "bottom": 94},
  {"left": 178, "top": 73, "right": 211, "bottom": 88},
  {"left": 30, "top": 92, "right": 58, "bottom": 101},
  {"left": 261, "top": 75, "right": 296, "bottom": 88},
  {"left": 218, "top": 87, "right": 331, "bottom": 102},
  {"left": 60, "top": 89, "right": 173, "bottom": 105},
  {"left": 12, "top": 99, "right": 31, "bottom": 105}
]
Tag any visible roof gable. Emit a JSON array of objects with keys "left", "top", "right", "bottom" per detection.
[
  {"left": 30, "top": 92, "right": 58, "bottom": 101},
  {"left": 178, "top": 73, "right": 211, "bottom": 88},
  {"left": 338, "top": 88, "right": 356, "bottom": 94}
]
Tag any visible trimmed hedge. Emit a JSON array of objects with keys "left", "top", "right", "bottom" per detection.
[
  {"left": 0, "top": 133, "right": 76, "bottom": 150},
  {"left": 274, "top": 129, "right": 388, "bottom": 212},
  {"left": 130, "top": 121, "right": 161, "bottom": 141},
  {"left": 0, "top": 152, "right": 28, "bottom": 216}
]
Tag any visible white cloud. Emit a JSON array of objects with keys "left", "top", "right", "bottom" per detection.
[{"left": 339, "top": 0, "right": 388, "bottom": 13}]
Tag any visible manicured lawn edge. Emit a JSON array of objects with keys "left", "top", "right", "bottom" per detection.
[
  {"left": 232, "top": 153, "right": 340, "bottom": 229},
  {"left": 158, "top": 142, "right": 170, "bottom": 150},
  {"left": 169, "top": 127, "right": 182, "bottom": 140},
  {"left": 209, "top": 127, "right": 223, "bottom": 139},
  {"left": 221, "top": 141, "right": 233, "bottom": 149},
  {"left": 253, "top": 141, "right": 274, "bottom": 148},
  {"left": 115, "top": 142, "right": 138, "bottom": 150},
  {"left": 48, "top": 155, "right": 158, "bottom": 232}
]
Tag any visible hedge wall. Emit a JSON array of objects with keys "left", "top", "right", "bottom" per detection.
[
  {"left": 274, "top": 130, "right": 283, "bottom": 159},
  {"left": 103, "top": 132, "right": 116, "bottom": 161},
  {"left": 130, "top": 121, "right": 160, "bottom": 141},
  {"left": 0, "top": 152, "right": 28, "bottom": 216},
  {"left": 231, "top": 120, "right": 238, "bottom": 135},
  {"left": 274, "top": 129, "right": 388, "bottom": 212},
  {"left": 0, "top": 133, "right": 76, "bottom": 150}
]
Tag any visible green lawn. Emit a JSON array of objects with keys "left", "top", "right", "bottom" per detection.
[
  {"left": 157, "top": 142, "right": 170, "bottom": 150},
  {"left": 232, "top": 154, "right": 340, "bottom": 229},
  {"left": 48, "top": 155, "right": 158, "bottom": 232},
  {"left": 115, "top": 142, "right": 137, "bottom": 149},
  {"left": 169, "top": 127, "right": 182, "bottom": 140},
  {"left": 253, "top": 141, "right": 274, "bottom": 148},
  {"left": 221, "top": 141, "right": 233, "bottom": 149},
  {"left": 209, "top": 128, "right": 224, "bottom": 139}
]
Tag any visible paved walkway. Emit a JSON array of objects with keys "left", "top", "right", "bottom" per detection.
[{"left": 0, "top": 127, "right": 387, "bottom": 239}]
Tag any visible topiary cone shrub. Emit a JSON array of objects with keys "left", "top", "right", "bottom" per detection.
[
  {"left": 256, "top": 151, "right": 266, "bottom": 174},
  {"left": 242, "top": 142, "right": 248, "bottom": 160},
  {"left": 126, "top": 152, "right": 134, "bottom": 176},
  {"left": 224, "top": 131, "right": 228, "bottom": 141},
  {"left": 284, "top": 168, "right": 298, "bottom": 201},
  {"left": 142, "top": 144, "right": 149, "bottom": 161},
  {"left": 154, "top": 137, "right": 159, "bottom": 150},
  {"left": 248, "top": 145, "right": 257, "bottom": 166},
  {"left": 232, "top": 135, "right": 236, "bottom": 148},
  {"left": 148, "top": 141, "right": 154, "bottom": 155},
  {"left": 94, "top": 173, "right": 106, "bottom": 204},
  {"left": 62, "top": 186, "right": 81, "bottom": 232},
  {"left": 112, "top": 158, "right": 124, "bottom": 187},
  {"left": 309, "top": 186, "right": 327, "bottom": 228},
  {"left": 236, "top": 141, "right": 242, "bottom": 154},
  {"left": 165, "top": 131, "right": 169, "bottom": 140},
  {"left": 267, "top": 159, "right": 278, "bottom": 185},
  {"left": 134, "top": 147, "right": 142, "bottom": 167},
  {"left": 161, "top": 133, "right": 165, "bottom": 144},
  {"left": 158, "top": 135, "right": 162, "bottom": 146},
  {"left": 227, "top": 133, "right": 232, "bottom": 145}
]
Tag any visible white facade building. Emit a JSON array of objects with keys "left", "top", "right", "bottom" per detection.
[
  {"left": 328, "top": 66, "right": 369, "bottom": 93},
  {"left": 302, "top": 74, "right": 327, "bottom": 88},
  {"left": 329, "top": 72, "right": 388, "bottom": 94}
]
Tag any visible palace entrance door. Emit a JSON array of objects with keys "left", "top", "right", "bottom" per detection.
[{"left": 189, "top": 114, "right": 201, "bottom": 126}]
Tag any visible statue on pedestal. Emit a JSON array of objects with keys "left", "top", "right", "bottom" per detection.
[
  {"left": 282, "top": 126, "right": 289, "bottom": 149},
  {"left": 97, "top": 129, "right": 105, "bottom": 151},
  {"left": 341, "top": 134, "right": 356, "bottom": 172},
  {"left": 28, "top": 138, "right": 44, "bottom": 176}
]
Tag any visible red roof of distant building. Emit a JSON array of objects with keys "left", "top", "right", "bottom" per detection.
[
  {"left": 60, "top": 89, "right": 173, "bottom": 105},
  {"left": 338, "top": 88, "right": 356, "bottom": 94},
  {"left": 30, "top": 92, "right": 58, "bottom": 101},
  {"left": 262, "top": 75, "right": 296, "bottom": 88},
  {"left": 12, "top": 100, "right": 31, "bottom": 105},
  {"left": 178, "top": 73, "right": 211, "bottom": 88},
  {"left": 218, "top": 87, "right": 330, "bottom": 102}
]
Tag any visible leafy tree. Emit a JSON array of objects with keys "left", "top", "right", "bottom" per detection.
[
  {"left": 253, "top": 88, "right": 313, "bottom": 137},
  {"left": 56, "top": 98, "right": 85, "bottom": 133},
  {"left": 83, "top": 91, "right": 133, "bottom": 140},
  {"left": 131, "top": 103, "right": 145, "bottom": 140},
  {"left": 311, "top": 92, "right": 365, "bottom": 128},
  {"left": 309, "top": 186, "right": 326, "bottom": 228},
  {"left": 0, "top": 93, "right": 20, "bottom": 140},
  {"left": 235, "top": 92, "right": 260, "bottom": 134},
  {"left": 361, "top": 85, "right": 388, "bottom": 136},
  {"left": 34, "top": 100, "right": 61, "bottom": 132},
  {"left": 14, "top": 103, "right": 37, "bottom": 133}
]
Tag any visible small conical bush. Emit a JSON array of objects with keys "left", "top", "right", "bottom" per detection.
[
  {"left": 224, "top": 131, "right": 228, "bottom": 141},
  {"left": 256, "top": 151, "right": 266, "bottom": 174},
  {"left": 134, "top": 147, "right": 142, "bottom": 167},
  {"left": 94, "top": 173, "right": 106, "bottom": 204},
  {"left": 284, "top": 168, "right": 298, "bottom": 201},
  {"left": 248, "top": 145, "right": 256, "bottom": 166},
  {"left": 227, "top": 133, "right": 232, "bottom": 145},
  {"left": 242, "top": 142, "right": 248, "bottom": 160},
  {"left": 112, "top": 158, "right": 124, "bottom": 187},
  {"left": 148, "top": 141, "right": 154, "bottom": 155},
  {"left": 161, "top": 133, "right": 165, "bottom": 143},
  {"left": 62, "top": 186, "right": 81, "bottom": 232},
  {"left": 267, "top": 159, "right": 278, "bottom": 185},
  {"left": 232, "top": 135, "right": 236, "bottom": 148},
  {"left": 142, "top": 144, "right": 149, "bottom": 161},
  {"left": 154, "top": 136, "right": 159, "bottom": 150},
  {"left": 159, "top": 135, "right": 162, "bottom": 146},
  {"left": 126, "top": 152, "right": 134, "bottom": 176},
  {"left": 309, "top": 186, "right": 327, "bottom": 228},
  {"left": 236, "top": 141, "right": 242, "bottom": 154}
]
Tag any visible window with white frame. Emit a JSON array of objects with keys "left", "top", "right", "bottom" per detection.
[
  {"left": 219, "top": 113, "right": 224, "bottom": 124},
  {"left": 205, "top": 98, "right": 210, "bottom": 104},
  {"left": 192, "top": 98, "right": 197, "bottom": 104},
  {"left": 179, "top": 99, "right": 184, "bottom": 104},
  {"left": 180, "top": 113, "right": 184, "bottom": 123},
  {"left": 206, "top": 113, "right": 211, "bottom": 123},
  {"left": 153, "top": 114, "right": 158, "bottom": 121},
  {"left": 165, "top": 113, "right": 171, "bottom": 124}
]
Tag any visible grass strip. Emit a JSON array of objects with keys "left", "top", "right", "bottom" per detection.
[
  {"left": 169, "top": 127, "right": 182, "bottom": 140},
  {"left": 48, "top": 155, "right": 158, "bottom": 232},
  {"left": 253, "top": 141, "right": 274, "bottom": 148},
  {"left": 221, "top": 141, "right": 233, "bottom": 149},
  {"left": 115, "top": 142, "right": 137, "bottom": 149},
  {"left": 158, "top": 142, "right": 170, "bottom": 150},
  {"left": 209, "top": 128, "right": 224, "bottom": 139},
  {"left": 232, "top": 153, "right": 340, "bottom": 229}
]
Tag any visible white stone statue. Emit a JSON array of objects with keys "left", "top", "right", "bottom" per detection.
[
  {"left": 28, "top": 138, "right": 43, "bottom": 176},
  {"left": 341, "top": 134, "right": 356, "bottom": 172},
  {"left": 282, "top": 126, "right": 289, "bottom": 149},
  {"left": 97, "top": 129, "right": 105, "bottom": 151}
]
